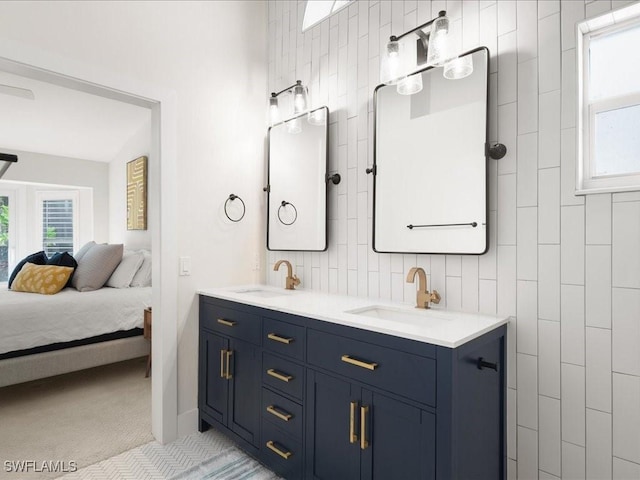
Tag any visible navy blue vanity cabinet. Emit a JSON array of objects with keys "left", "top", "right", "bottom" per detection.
[
  {"left": 306, "top": 369, "right": 436, "bottom": 480},
  {"left": 198, "top": 294, "right": 506, "bottom": 480},
  {"left": 362, "top": 390, "right": 435, "bottom": 480},
  {"left": 306, "top": 324, "right": 505, "bottom": 480},
  {"left": 305, "top": 370, "right": 360, "bottom": 479},
  {"left": 260, "top": 316, "right": 307, "bottom": 479},
  {"left": 200, "top": 330, "right": 229, "bottom": 424},
  {"left": 198, "top": 297, "right": 262, "bottom": 451},
  {"left": 305, "top": 328, "right": 438, "bottom": 480},
  {"left": 434, "top": 326, "right": 506, "bottom": 480}
]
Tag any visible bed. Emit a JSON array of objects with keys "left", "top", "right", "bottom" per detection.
[{"left": 0, "top": 286, "right": 152, "bottom": 387}]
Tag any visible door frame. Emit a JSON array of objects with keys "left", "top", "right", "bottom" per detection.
[
  {"left": 0, "top": 186, "right": 18, "bottom": 280},
  {"left": 0, "top": 40, "right": 179, "bottom": 444}
]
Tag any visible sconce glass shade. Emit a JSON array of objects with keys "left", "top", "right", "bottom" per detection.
[
  {"left": 380, "top": 39, "right": 403, "bottom": 84},
  {"left": 292, "top": 81, "right": 309, "bottom": 114},
  {"left": 307, "top": 107, "right": 327, "bottom": 125},
  {"left": 426, "top": 13, "right": 454, "bottom": 67},
  {"left": 269, "top": 96, "right": 280, "bottom": 124},
  {"left": 286, "top": 117, "right": 302, "bottom": 134},
  {"left": 443, "top": 55, "right": 474, "bottom": 80},
  {"left": 397, "top": 73, "right": 423, "bottom": 95}
]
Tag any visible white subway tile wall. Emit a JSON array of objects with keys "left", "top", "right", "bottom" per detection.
[
  {"left": 586, "top": 408, "right": 613, "bottom": 479},
  {"left": 539, "top": 395, "right": 562, "bottom": 476},
  {"left": 266, "top": 0, "right": 640, "bottom": 477}
]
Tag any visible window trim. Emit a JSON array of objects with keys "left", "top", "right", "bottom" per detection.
[
  {"left": 0, "top": 187, "right": 18, "bottom": 285},
  {"left": 576, "top": 6, "right": 640, "bottom": 195},
  {"left": 35, "top": 190, "right": 79, "bottom": 256}
]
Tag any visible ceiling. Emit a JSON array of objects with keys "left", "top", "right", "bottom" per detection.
[{"left": 0, "top": 71, "right": 151, "bottom": 163}]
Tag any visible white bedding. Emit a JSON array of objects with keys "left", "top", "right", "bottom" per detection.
[{"left": 0, "top": 287, "right": 152, "bottom": 355}]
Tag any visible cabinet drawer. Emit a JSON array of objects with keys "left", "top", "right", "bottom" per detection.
[
  {"left": 262, "top": 388, "right": 303, "bottom": 440},
  {"left": 263, "top": 317, "right": 305, "bottom": 361},
  {"left": 307, "top": 329, "right": 436, "bottom": 406},
  {"left": 200, "top": 301, "right": 261, "bottom": 345},
  {"left": 261, "top": 419, "right": 303, "bottom": 479},
  {"left": 263, "top": 353, "right": 304, "bottom": 401}
]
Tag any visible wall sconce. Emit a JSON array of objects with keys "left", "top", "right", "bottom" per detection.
[
  {"left": 380, "top": 10, "right": 473, "bottom": 95},
  {"left": 0, "top": 153, "right": 18, "bottom": 179},
  {"left": 286, "top": 116, "right": 302, "bottom": 134},
  {"left": 269, "top": 80, "right": 309, "bottom": 125},
  {"left": 307, "top": 107, "right": 327, "bottom": 126}
]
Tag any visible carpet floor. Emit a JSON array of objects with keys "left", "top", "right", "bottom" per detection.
[{"left": 0, "top": 357, "right": 153, "bottom": 480}]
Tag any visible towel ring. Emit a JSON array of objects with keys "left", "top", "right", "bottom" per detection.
[
  {"left": 224, "top": 194, "right": 245, "bottom": 222},
  {"left": 277, "top": 200, "right": 297, "bottom": 226}
]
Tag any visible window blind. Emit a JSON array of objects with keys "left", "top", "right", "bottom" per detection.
[{"left": 42, "top": 199, "right": 74, "bottom": 257}]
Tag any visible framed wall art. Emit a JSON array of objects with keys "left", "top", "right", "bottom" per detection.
[{"left": 127, "top": 156, "right": 147, "bottom": 230}]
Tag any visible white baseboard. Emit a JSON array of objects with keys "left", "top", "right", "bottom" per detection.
[{"left": 177, "top": 408, "right": 199, "bottom": 438}]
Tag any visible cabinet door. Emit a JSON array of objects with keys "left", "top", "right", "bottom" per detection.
[
  {"left": 455, "top": 336, "right": 504, "bottom": 480},
  {"left": 361, "top": 391, "right": 435, "bottom": 480},
  {"left": 306, "top": 370, "right": 360, "bottom": 480},
  {"left": 200, "top": 331, "right": 229, "bottom": 425},
  {"left": 228, "top": 338, "right": 261, "bottom": 447}
]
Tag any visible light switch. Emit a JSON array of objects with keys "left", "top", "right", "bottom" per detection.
[{"left": 179, "top": 256, "right": 191, "bottom": 276}]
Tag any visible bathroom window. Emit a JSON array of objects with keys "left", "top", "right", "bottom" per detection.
[
  {"left": 302, "top": 1, "right": 352, "bottom": 31},
  {"left": 577, "top": 4, "right": 640, "bottom": 194}
]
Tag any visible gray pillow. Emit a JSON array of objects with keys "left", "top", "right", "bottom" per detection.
[
  {"left": 106, "top": 251, "right": 144, "bottom": 288},
  {"left": 72, "top": 244, "right": 124, "bottom": 292},
  {"left": 74, "top": 241, "right": 96, "bottom": 263}
]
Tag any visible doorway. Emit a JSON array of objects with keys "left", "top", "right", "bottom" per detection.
[{"left": 0, "top": 53, "right": 178, "bottom": 444}]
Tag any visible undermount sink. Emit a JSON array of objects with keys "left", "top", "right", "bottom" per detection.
[
  {"left": 347, "top": 305, "right": 452, "bottom": 325},
  {"left": 231, "top": 288, "right": 290, "bottom": 298}
]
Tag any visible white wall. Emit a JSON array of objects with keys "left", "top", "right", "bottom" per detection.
[
  {"left": 0, "top": 0, "right": 267, "bottom": 427},
  {"left": 1, "top": 148, "right": 108, "bottom": 248},
  {"left": 108, "top": 117, "right": 152, "bottom": 249},
  {"left": 267, "top": 0, "right": 640, "bottom": 478}
]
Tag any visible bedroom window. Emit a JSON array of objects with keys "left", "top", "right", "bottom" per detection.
[
  {"left": 36, "top": 191, "right": 79, "bottom": 257},
  {"left": 0, "top": 192, "right": 12, "bottom": 283},
  {"left": 577, "top": 4, "right": 640, "bottom": 194}
]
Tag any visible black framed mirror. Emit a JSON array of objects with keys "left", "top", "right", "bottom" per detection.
[
  {"left": 267, "top": 106, "right": 329, "bottom": 251},
  {"left": 372, "top": 47, "right": 490, "bottom": 254}
]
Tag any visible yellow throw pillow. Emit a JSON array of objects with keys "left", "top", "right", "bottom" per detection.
[{"left": 11, "top": 263, "right": 74, "bottom": 295}]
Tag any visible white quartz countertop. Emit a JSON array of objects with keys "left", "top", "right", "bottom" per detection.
[{"left": 197, "top": 285, "right": 508, "bottom": 348}]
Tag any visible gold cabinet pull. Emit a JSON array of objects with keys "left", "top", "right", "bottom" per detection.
[
  {"left": 217, "top": 318, "right": 236, "bottom": 327},
  {"left": 266, "top": 440, "right": 292, "bottom": 460},
  {"left": 267, "top": 333, "right": 294, "bottom": 344},
  {"left": 341, "top": 355, "right": 378, "bottom": 371},
  {"left": 349, "top": 401, "right": 358, "bottom": 444},
  {"left": 360, "top": 405, "right": 369, "bottom": 450},
  {"left": 225, "top": 350, "right": 233, "bottom": 379},
  {"left": 220, "top": 349, "right": 226, "bottom": 378},
  {"left": 267, "top": 368, "right": 293, "bottom": 383},
  {"left": 266, "top": 405, "right": 293, "bottom": 422}
]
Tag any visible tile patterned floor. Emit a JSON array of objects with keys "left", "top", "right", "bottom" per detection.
[{"left": 56, "top": 429, "right": 279, "bottom": 480}]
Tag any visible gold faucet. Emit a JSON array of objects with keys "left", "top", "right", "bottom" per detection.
[
  {"left": 274, "top": 260, "right": 301, "bottom": 290},
  {"left": 406, "top": 267, "right": 441, "bottom": 309}
]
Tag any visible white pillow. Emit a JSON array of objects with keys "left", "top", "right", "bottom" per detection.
[
  {"left": 106, "top": 251, "right": 144, "bottom": 288},
  {"left": 130, "top": 250, "right": 152, "bottom": 287}
]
